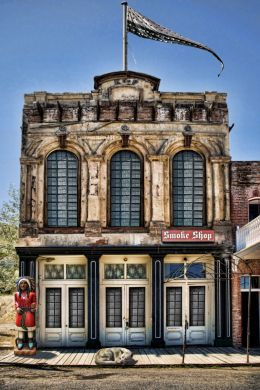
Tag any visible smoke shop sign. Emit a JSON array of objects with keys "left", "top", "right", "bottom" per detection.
[{"left": 162, "top": 229, "right": 215, "bottom": 242}]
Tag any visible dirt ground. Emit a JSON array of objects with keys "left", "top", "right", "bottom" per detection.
[{"left": 0, "top": 366, "right": 259, "bottom": 390}]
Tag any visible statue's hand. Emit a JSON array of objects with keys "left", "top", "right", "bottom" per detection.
[
  {"left": 31, "top": 303, "right": 36, "bottom": 312},
  {"left": 16, "top": 308, "right": 23, "bottom": 314}
]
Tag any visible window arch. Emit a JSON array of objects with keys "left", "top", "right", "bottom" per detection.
[
  {"left": 46, "top": 150, "right": 78, "bottom": 227},
  {"left": 110, "top": 150, "right": 142, "bottom": 227},
  {"left": 249, "top": 198, "right": 260, "bottom": 222},
  {"left": 172, "top": 151, "right": 205, "bottom": 227}
]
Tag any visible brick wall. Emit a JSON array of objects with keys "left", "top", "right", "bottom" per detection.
[
  {"left": 231, "top": 161, "right": 260, "bottom": 229},
  {"left": 231, "top": 162, "right": 260, "bottom": 346},
  {"left": 232, "top": 260, "right": 260, "bottom": 346}
]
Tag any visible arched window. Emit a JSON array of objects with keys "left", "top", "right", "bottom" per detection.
[
  {"left": 249, "top": 198, "right": 260, "bottom": 222},
  {"left": 46, "top": 150, "right": 78, "bottom": 227},
  {"left": 110, "top": 151, "right": 142, "bottom": 227},
  {"left": 172, "top": 151, "right": 204, "bottom": 227}
]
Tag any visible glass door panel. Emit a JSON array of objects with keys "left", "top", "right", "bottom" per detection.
[
  {"left": 189, "top": 286, "right": 205, "bottom": 326},
  {"left": 166, "top": 287, "right": 182, "bottom": 327},
  {"left": 127, "top": 287, "right": 146, "bottom": 345},
  {"left": 46, "top": 288, "right": 62, "bottom": 328},
  {"left": 129, "top": 287, "right": 145, "bottom": 328},
  {"left": 106, "top": 288, "right": 122, "bottom": 328},
  {"left": 69, "top": 288, "right": 85, "bottom": 328}
]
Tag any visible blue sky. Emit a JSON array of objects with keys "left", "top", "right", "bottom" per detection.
[{"left": 0, "top": 0, "right": 259, "bottom": 205}]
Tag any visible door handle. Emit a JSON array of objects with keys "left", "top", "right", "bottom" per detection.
[{"left": 125, "top": 321, "right": 129, "bottom": 328}]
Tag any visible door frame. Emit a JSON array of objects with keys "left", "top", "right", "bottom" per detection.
[
  {"left": 164, "top": 255, "right": 215, "bottom": 346},
  {"left": 100, "top": 254, "right": 151, "bottom": 347},
  {"left": 38, "top": 255, "right": 88, "bottom": 347}
]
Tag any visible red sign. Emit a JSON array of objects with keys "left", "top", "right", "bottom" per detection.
[{"left": 162, "top": 229, "right": 215, "bottom": 242}]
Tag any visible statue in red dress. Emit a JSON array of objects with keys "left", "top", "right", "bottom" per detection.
[{"left": 14, "top": 277, "right": 36, "bottom": 351}]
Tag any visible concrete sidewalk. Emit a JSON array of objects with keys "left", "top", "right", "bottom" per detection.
[{"left": 0, "top": 346, "right": 260, "bottom": 367}]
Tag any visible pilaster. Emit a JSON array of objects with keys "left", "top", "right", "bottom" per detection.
[
  {"left": 147, "top": 155, "right": 168, "bottom": 234},
  {"left": 214, "top": 253, "right": 232, "bottom": 346},
  {"left": 150, "top": 254, "right": 165, "bottom": 347},
  {"left": 86, "top": 255, "right": 101, "bottom": 348},
  {"left": 85, "top": 156, "right": 103, "bottom": 235}
]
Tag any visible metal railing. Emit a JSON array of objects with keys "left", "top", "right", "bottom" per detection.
[{"left": 236, "top": 215, "right": 260, "bottom": 252}]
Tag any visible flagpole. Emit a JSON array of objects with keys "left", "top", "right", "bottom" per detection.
[{"left": 122, "top": 2, "right": 128, "bottom": 71}]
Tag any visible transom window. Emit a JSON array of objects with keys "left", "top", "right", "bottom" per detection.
[
  {"left": 172, "top": 151, "right": 204, "bottom": 226},
  {"left": 44, "top": 264, "right": 86, "bottom": 280},
  {"left": 164, "top": 262, "right": 206, "bottom": 280},
  {"left": 47, "top": 150, "right": 78, "bottom": 227},
  {"left": 110, "top": 151, "right": 142, "bottom": 227},
  {"left": 104, "top": 263, "right": 147, "bottom": 280}
]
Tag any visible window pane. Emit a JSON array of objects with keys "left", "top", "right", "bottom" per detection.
[
  {"left": 44, "top": 264, "right": 64, "bottom": 280},
  {"left": 164, "top": 263, "right": 184, "bottom": 279},
  {"left": 172, "top": 151, "right": 204, "bottom": 227},
  {"left": 249, "top": 201, "right": 260, "bottom": 222},
  {"left": 129, "top": 287, "right": 145, "bottom": 328},
  {"left": 69, "top": 288, "right": 85, "bottom": 328},
  {"left": 166, "top": 287, "right": 182, "bottom": 326},
  {"left": 106, "top": 288, "right": 122, "bottom": 327},
  {"left": 66, "top": 265, "right": 86, "bottom": 279},
  {"left": 47, "top": 151, "right": 78, "bottom": 227},
  {"left": 127, "top": 264, "right": 146, "bottom": 279},
  {"left": 105, "top": 264, "right": 124, "bottom": 279},
  {"left": 187, "top": 263, "right": 206, "bottom": 279},
  {"left": 46, "top": 288, "right": 61, "bottom": 328},
  {"left": 110, "top": 151, "right": 141, "bottom": 227}
]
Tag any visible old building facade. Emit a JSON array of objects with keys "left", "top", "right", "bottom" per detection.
[
  {"left": 17, "top": 71, "right": 233, "bottom": 348},
  {"left": 231, "top": 161, "right": 260, "bottom": 347}
]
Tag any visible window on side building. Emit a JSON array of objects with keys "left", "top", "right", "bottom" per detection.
[
  {"left": 46, "top": 150, "right": 79, "bottom": 227},
  {"left": 249, "top": 198, "right": 260, "bottom": 222},
  {"left": 172, "top": 151, "right": 205, "bottom": 227},
  {"left": 110, "top": 150, "right": 142, "bottom": 227}
]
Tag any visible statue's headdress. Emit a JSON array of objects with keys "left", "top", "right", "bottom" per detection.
[{"left": 16, "top": 276, "right": 35, "bottom": 293}]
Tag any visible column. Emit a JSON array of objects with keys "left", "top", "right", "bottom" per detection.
[
  {"left": 86, "top": 255, "right": 101, "bottom": 348},
  {"left": 214, "top": 254, "right": 232, "bottom": 346},
  {"left": 148, "top": 155, "right": 168, "bottom": 233},
  {"left": 20, "top": 162, "right": 28, "bottom": 223},
  {"left": 20, "top": 157, "right": 40, "bottom": 235},
  {"left": 211, "top": 156, "right": 230, "bottom": 222},
  {"left": 224, "top": 161, "right": 231, "bottom": 221},
  {"left": 151, "top": 254, "right": 165, "bottom": 347},
  {"left": 211, "top": 159, "right": 221, "bottom": 221},
  {"left": 19, "top": 255, "right": 38, "bottom": 279},
  {"left": 85, "top": 156, "right": 102, "bottom": 235}
]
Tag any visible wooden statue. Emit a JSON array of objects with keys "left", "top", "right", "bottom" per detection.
[{"left": 14, "top": 277, "right": 36, "bottom": 355}]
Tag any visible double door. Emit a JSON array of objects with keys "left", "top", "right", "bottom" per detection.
[
  {"left": 40, "top": 283, "right": 87, "bottom": 347},
  {"left": 165, "top": 283, "right": 211, "bottom": 345},
  {"left": 101, "top": 284, "right": 149, "bottom": 346}
]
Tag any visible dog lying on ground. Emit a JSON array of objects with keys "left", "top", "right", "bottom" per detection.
[{"left": 95, "top": 347, "right": 134, "bottom": 365}]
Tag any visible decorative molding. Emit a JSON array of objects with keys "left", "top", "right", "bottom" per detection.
[{"left": 55, "top": 125, "right": 69, "bottom": 148}]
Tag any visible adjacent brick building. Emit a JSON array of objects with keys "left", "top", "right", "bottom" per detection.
[{"left": 231, "top": 161, "right": 260, "bottom": 346}]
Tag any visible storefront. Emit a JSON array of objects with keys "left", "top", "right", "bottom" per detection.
[{"left": 17, "top": 244, "right": 231, "bottom": 348}]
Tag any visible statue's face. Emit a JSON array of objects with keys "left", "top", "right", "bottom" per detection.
[{"left": 19, "top": 281, "right": 29, "bottom": 291}]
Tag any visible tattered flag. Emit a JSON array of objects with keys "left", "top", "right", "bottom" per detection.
[{"left": 126, "top": 6, "right": 224, "bottom": 76}]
